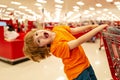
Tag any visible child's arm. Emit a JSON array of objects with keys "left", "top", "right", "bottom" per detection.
[
  {"left": 67, "top": 24, "right": 108, "bottom": 50},
  {"left": 70, "top": 24, "right": 98, "bottom": 35}
]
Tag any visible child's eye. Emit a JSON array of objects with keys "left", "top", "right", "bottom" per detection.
[
  {"left": 38, "top": 40, "right": 40, "bottom": 43},
  {"left": 36, "top": 33, "right": 38, "bottom": 36}
]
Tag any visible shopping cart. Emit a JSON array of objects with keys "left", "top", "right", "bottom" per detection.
[{"left": 102, "top": 27, "right": 120, "bottom": 80}]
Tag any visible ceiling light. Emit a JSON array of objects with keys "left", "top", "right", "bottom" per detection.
[
  {"left": 114, "top": 1, "right": 120, "bottom": 10},
  {"left": 55, "top": 0, "right": 64, "bottom": 4},
  {"left": 0, "top": 8, "right": 6, "bottom": 13},
  {"left": 73, "top": 6, "right": 79, "bottom": 9},
  {"left": 55, "top": 8, "right": 61, "bottom": 11},
  {"left": 7, "top": 8, "right": 14, "bottom": 11},
  {"left": 5, "top": 11, "right": 11, "bottom": 15},
  {"left": 38, "top": 7, "right": 43, "bottom": 10},
  {"left": 14, "top": 10, "right": 21, "bottom": 13},
  {"left": 35, "top": 3, "right": 42, "bottom": 6},
  {"left": 0, "top": 4, "right": 7, "bottom": 8},
  {"left": 77, "top": 1, "right": 84, "bottom": 6},
  {"left": 114, "top": 1, "right": 120, "bottom": 5},
  {"left": 73, "top": 9, "right": 79, "bottom": 12},
  {"left": 108, "top": 12, "right": 112, "bottom": 14},
  {"left": 19, "top": 6, "right": 27, "bottom": 9},
  {"left": 55, "top": 4, "right": 62, "bottom": 8},
  {"left": 25, "top": 9, "right": 32, "bottom": 12},
  {"left": 83, "top": 10, "right": 89, "bottom": 14},
  {"left": 103, "top": 8, "right": 108, "bottom": 11},
  {"left": 66, "top": 11, "right": 73, "bottom": 18},
  {"left": 106, "top": 0, "right": 113, "bottom": 2},
  {"left": 11, "top": 1, "right": 21, "bottom": 5},
  {"left": 96, "top": 3, "right": 102, "bottom": 7},
  {"left": 37, "top": 0, "right": 47, "bottom": 3},
  {"left": 89, "top": 7, "right": 95, "bottom": 10}
]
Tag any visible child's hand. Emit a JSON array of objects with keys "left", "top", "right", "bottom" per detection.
[
  {"left": 100, "top": 24, "right": 109, "bottom": 28},
  {"left": 100, "top": 24, "right": 109, "bottom": 32}
]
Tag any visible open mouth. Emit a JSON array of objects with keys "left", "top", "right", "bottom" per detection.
[{"left": 44, "top": 32, "right": 49, "bottom": 38}]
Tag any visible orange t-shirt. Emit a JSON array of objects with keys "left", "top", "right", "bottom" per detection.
[{"left": 50, "top": 25, "right": 90, "bottom": 80}]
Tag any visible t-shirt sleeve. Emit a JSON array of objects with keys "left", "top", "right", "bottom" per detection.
[
  {"left": 53, "top": 25, "right": 71, "bottom": 33},
  {"left": 63, "top": 26, "right": 71, "bottom": 32},
  {"left": 51, "top": 42, "right": 70, "bottom": 58}
]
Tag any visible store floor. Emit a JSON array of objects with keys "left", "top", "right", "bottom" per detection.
[{"left": 0, "top": 39, "right": 113, "bottom": 80}]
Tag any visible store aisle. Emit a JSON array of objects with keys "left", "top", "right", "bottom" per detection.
[{"left": 0, "top": 39, "right": 113, "bottom": 80}]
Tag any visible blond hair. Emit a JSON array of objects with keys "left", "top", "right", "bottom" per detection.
[{"left": 23, "top": 29, "right": 51, "bottom": 62}]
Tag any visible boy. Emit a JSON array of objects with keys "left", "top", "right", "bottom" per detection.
[{"left": 23, "top": 24, "right": 108, "bottom": 80}]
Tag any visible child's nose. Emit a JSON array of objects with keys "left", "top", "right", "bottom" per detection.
[{"left": 37, "top": 33, "right": 44, "bottom": 38}]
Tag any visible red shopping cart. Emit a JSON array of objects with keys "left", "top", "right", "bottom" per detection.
[{"left": 102, "top": 27, "right": 120, "bottom": 80}]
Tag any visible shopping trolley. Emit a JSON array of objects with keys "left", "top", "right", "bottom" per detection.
[{"left": 102, "top": 27, "right": 120, "bottom": 80}]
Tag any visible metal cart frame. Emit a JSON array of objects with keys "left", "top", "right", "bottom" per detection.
[{"left": 102, "top": 31, "right": 120, "bottom": 80}]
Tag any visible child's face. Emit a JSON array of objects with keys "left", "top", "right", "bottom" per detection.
[{"left": 33, "top": 30, "right": 53, "bottom": 47}]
